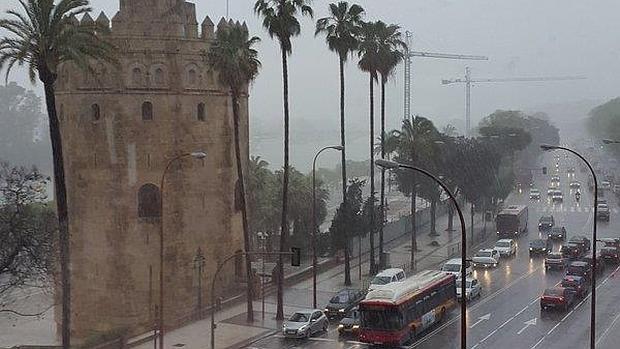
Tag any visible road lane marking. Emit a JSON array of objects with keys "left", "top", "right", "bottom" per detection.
[
  {"left": 469, "top": 313, "right": 491, "bottom": 329},
  {"left": 410, "top": 265, "right": 543, "bottom": 348},
  {"left": 517, "top": 318, "right": 537, "bottom": 335},
  {"left": 596, "top": 308, "right": 620, "bottom": 345}
]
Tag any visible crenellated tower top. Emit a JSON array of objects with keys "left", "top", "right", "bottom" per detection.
[{"left": 111, "top": 0, "right": 203, "bottom": 38}]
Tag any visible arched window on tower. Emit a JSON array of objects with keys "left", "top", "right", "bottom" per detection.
[
  {"left": 91, "top": 104, "right": 100, "bottom": 121},
  {"left": 138, "top": 184, "right": 161, "bottom": 218},
  {"left": 154, "top": 68, "right": 164, "bottom": 85},
  {"left": 142, "top": 101, "right": 153, "bottom": 121},
  {"left": 132, "top": 67, "right": 143, "bottom": 86},
  {"left": 197, "top": 103, "right": 206, "bottom": 121},
  {"left": 188, "top": 69, "right": 197, "bottom": 86}
]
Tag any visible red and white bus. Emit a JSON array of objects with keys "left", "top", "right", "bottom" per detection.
[{"left": 358, "top": 270, "right": 457, "bottom": 346}]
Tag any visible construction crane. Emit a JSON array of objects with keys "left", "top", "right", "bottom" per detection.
[
  {"left": 442, "top": 67, "right": 587, "bottom": 136},
  {"left": 403, "top": 31, "right": 488, "bottom": 120}
]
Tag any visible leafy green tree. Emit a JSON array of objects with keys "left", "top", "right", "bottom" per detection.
[
  {"left": 588, "top": 98, "right": 620, "bottom": 158},
  {"left": 254, "top": 0, "right": 313, "bottom": 320},
  {"left": 0, "top": 1, "right": 116, "bottom": 345},
  {"left": 208, "top": 22, "right": 261, "bottom": 322},
  {"left": 248, "top": 156, "right": 280, "bottom": 235},
  {"left": 329, "top": 178, "right": 365, "bottom": 254},
  {"left": 385, "top": 117, "right": 440, "bottom": 268},
  {"left": 316, "top": 1, "right": 364, "bottom": 282},
  {"left": 376, "top": 21, "right": 405, "bottom": 268},
  {"left": 1, "top": 162, "right": 56, "bottom": 303}
]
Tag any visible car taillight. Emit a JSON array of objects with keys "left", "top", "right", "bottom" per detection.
[{"left": 559, "top": 297, "right": 564, "bottom": 301}]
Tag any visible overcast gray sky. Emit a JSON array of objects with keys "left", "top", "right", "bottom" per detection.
[{"left": 1, "top": 0, "right": 618, "bottom": 170}]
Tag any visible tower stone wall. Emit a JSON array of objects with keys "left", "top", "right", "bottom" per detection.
[{"left": 55, "top": 0, "right": 248, "bottom": 341}]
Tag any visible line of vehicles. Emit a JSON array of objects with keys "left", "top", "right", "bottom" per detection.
[{"left": 279, "top": 167, "right": 619, "bottom": 347}]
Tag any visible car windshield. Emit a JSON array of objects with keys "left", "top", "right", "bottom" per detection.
[
  {"left": 540, "top": 217, "right": 553, "bottom": 222},
  {"left": 371, "top": 276, "right": 392, "bottom": 285},
  {"left": 530, "top": 240, "right": 545, "bottom": 247},
  {"left": 456, "top": 280, "right": 473, "bottom": 288},
  {"left": 495, "top": 241, "right": 510, "bottom": 248},
  {"left": 547, "top": 254, "right": 562, "bottom": 260},
  {"left": 442, "top": 264, "right": 461, "bottom": 272},
  {"left": 544, "top": 288, "right": 564, "bottom": 296},
  {"left": 289, "top": 312, "right": 309, "bottom": 322},
  {"left": 552, "top": 228, "right": 563, "bottom": 233},
  {"left": 330, "top": 292, "right": 350, "bottom": 304},
  {"left": 476, "top": 251, "right": 492, "bottom": 258}
]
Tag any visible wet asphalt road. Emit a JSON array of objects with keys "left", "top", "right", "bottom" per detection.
[{"left": 245, "top": 153, "right": 620, "bottom": 349}]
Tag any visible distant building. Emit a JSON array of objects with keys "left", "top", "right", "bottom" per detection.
[{"left": 55, "top": 0, "right": 248, "bottom": 342}]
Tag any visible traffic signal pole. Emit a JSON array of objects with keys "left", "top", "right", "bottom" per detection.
[{"left": 210, "top": 250, "right": 296, "bottom": 349}]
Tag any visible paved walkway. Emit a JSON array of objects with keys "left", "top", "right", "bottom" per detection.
[{"left": 131, "top": 208, "right": 491, "bottom": 349}]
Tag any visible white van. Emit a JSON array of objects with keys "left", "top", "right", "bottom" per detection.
[
  {"left": 368, "top": 268, "right": 406, "bottom": 291},
  {"left": 441, "top": 258, "right": 472, "bottom": 278}
]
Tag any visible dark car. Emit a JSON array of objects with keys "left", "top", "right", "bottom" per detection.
[
  {"left": 600, "top": 238, "right": 620, "bottom": 249},
  {"left": 548, "top": 226, "right": 567, "bottom": 240},
  {"left": 568, "top": 235, "right": 591, "bottom": 252},
  {"left": 601, "top": 246, "right": 620, "bottom": 263},
  {"left": 545, "top": 252, "right": 569, "bottom": 270},
  {"left": 540, "top": 287, "right": 576, "bottom": 311},
  {"left": 567, "top": 261, "right": 592, "bottom": 282},
  {"left": 561, "top": 275, "right": 588, "bottom": 298},
  {"left": 538, "top": 215, "right": 555, "bottom": 231},
  {"left": 337, "top": 307, "right": 360, "bottom": 337},
  {"left": 561, "top": 243, "right": 584, "bottom": 259},
  {"left": 529, "top": 239, "right": 552, "bottom": 256},
  {"left": 579, "top": 252, "right": 605, "bottom": 275},
  {"left": 324, "top": 288, "right": 365, "bottom": 318}
]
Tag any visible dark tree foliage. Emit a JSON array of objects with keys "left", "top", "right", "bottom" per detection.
[
  {"left": 0, "top": 162, "right": 56, "bottom": 299},
  {"left": 329, "top": 178, "right": 365, "bottom": 252},
  {"left": 588, "top": 98, "right": 620, "bottom": 158}
]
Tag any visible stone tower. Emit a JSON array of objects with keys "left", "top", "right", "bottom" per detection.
[{"left": 54, "top": 0, "right": 248, "bottom": 341}]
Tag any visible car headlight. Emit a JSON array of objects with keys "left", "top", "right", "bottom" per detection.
[
  {"left": 530, "top": 248, "right": 533, "bottom": 251},
  {"left": 352, "top": 325, "right": 359, "bottom": 329},
  {"left": 338, "top": 324, "right": 344, "bottom": 329},
  {"left": 339, "top": 309, "right": 345, "bottom": 313},
  {"left": 299, "top": 325, "right": 308, "bottom": 332},
  {"left": 542, "top": 248, "right": 546, "bottom": 251}
]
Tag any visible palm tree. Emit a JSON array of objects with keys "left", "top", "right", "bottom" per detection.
[
  {"left": 0, "top": 1, "right": 116, "bottom": 347},
  {"left": 386, "top": 117, "right": 439, "bottom": 269},
  {"left": 376, "top": 21, "right": 406, "bottom": 268},
  {"left": 208, "top": 22, "right": 261, "bottom": 322},
  {"left": 254, "top": 0, "right": 313, "bottom": 321},
  {"left": 315, "top": 1, "right": 364, "bottom": 283},
  {"left": 357, "top": 20, "right": 380, "bottom": 273}
]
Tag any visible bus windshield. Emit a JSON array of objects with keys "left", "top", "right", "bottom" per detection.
[
  {"left": 497, "top": 214, "right": 518, "bottom": 230},
  {"left": 360, "top": 308, "right": 403, "bottom": 330}
]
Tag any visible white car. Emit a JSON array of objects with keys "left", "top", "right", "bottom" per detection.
[
  {"left": 472, "top": 249, "right": 500, "bottom": 268},
  {"left": 368, "top": 268, "right": 406, "bottom": 291},
  {"left": 456, "top": 277, "right": 482, "bottom": 301},
  {"left": 529, "top": 189, "right": 541, "bottom": 200},
  {"left": 601, "top": 181, "right": 612, "bottom": 190},
  {"left": 441, "top": 258, "right": 473, "bottom": 278},
  {"left": 494, "top": 239, "right": 517, "bottom": 257}
]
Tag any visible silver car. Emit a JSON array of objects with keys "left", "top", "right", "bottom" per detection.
[
  {"left": 282, "top": 309, "right": 329, "bottom": 339},
  {"left": 456, "top": 277, "right": 482, "bottom": 301}
]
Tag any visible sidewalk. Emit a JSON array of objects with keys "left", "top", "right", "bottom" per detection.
[{"left": 130, "top": 205, "right": 492, "bottom": 349}]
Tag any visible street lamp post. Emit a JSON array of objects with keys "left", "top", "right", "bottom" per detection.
[
  {"left": 540, "top": 144, "right": 597, "bottom": 349},
  {"left": 311, "top": 145, "right": 344, "bottom": 308},
  {"left": 158, "top": 151, "right": 207, "bottom": 349},
  {"left": 375, "top": 159, "right": 468, "bottom": 349}
]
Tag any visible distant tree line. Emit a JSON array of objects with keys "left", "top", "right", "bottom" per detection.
[{"left": 588, "top": 98, "right": 620, "bottom": 158}]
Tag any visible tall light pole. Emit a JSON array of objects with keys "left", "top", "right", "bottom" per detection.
[
  {"left": 540, "top": 144, "right": 597, "bottom": 349},
  {"left": 375, "top": 159, "right": 468, "bottom": 349},
  {"left": 312, "top": 145, "right": 344, "bottom": 308},
  {"left": 159, "top": 151, "right": 207, "bottom": 349}
]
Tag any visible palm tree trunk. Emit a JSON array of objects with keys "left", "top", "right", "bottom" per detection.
[
  {"left": 379, "top": 79, "right": 386, "bottom": 271},
  {"left": 430, "top": 198, "right": 437, "bottom": 236},
  {"left": 447, "top": 203, "right": 454, "bottom": 232},
  {"left": 43, "top": 81, "right": 71, "bottom": 349},
  {"left": 368, "top": 72, "right": 375, "bottom": 275},
  {"left": 410, "top": 182, "right": 417, "bottom": 271},
  {"left": 231, "top": 92, "right": 254, "bottom": 322},
  {"left": 339, "top": 57, "right": 351, "bottom": 286},
  {"left": 276, "top": 45, "right": 290, "bottom": 321}
]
